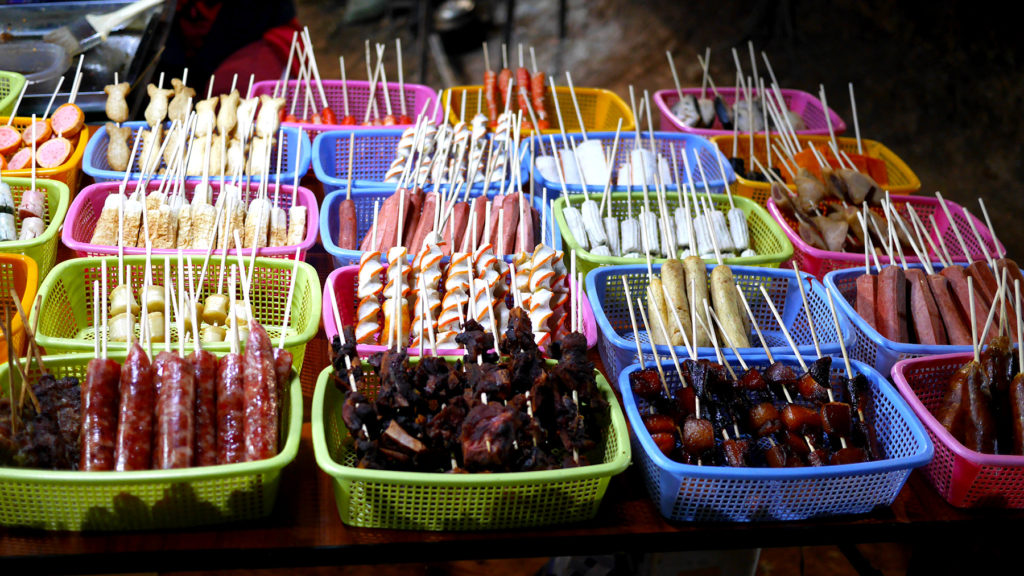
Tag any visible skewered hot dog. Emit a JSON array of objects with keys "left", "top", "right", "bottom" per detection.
[
  {"left": 906, "top": 268, "right": 947, "bottom": 345},
  {"left": 337, "top": 197, "right": 358, "bottom": 250}
]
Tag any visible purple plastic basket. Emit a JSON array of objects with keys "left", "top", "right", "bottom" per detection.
[
  {"left": 63, "top": 180, "right": 317, "bottom": 260},
  {"left": 322, "top": 264, "right": 598, "bottom": 355},
  {"left": 251, "top": 79, "right": 441, "bottom": 140},
  {"left": 653, "top": 87, "right": 846, "bottom": 137}
]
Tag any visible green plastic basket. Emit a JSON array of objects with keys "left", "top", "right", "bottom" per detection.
[
  {"left": 31, "top": 255, "right": 321, "bottom": 372},
  {"left": 312, "top": 360, "right": 631, "bottom": 531},
  {"left": 0, "top": 72, "right": 26, "bottom": 117},
  {"left": 553, "top": 191, "right": 794, "bottom": 280},
  {"left": 0, "top": 350, "right": 302, "bottom": 531},
  {"left": 0, "top": 177, "right": 70, "bottom": 285}
]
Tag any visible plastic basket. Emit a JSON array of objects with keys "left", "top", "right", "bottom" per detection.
[
  {"left": 0, "top": 350, "right": 302, "bottom": 531},
  {"left": 251, "top": 79, "right": 441, "bottom": 140},
  {"left": 710, "top": 134, "right": 921, "bottom": 206},
  {"left": 892, "top": 352, "right": 1024, "bottom": 508},
  {"left": 82, "top": 122, "right": 310, "bottom": 184},
  {"left": 824, "top": 262, "right": 976, "bottom": 377},
  {"left": 441, "top": 85, "right": 635, "bottom": 135},
  {"left": 0, "top": 253, "right": 38, "bottom": 362},
  {"left": 587, "top": 263, "right": 856, "bottom": 380},
  {"left": 312, "top": 128, "right": 510, "bottom": 195},
  {"left": 620, "top": 355, "right": 932, "bottom": 522},
  {"left": 319, "top": 187, "right": 560, "bottom": 268},
  {"left": 0, "top": 176, "right": 70, "bottom": 283},
  {"left": 518, "top": 131, "right": 734, "bottom": 196},
  {"left": 0, "top": 117, "right": 89, "bottom": 194},
  {"left": 769, "top": 194, "right": 1001, "bottom": 280},
  {"left": 0, "top": 72, "right": 26, "bottom": 117},
  {"left": 653, "top": 87, "right": 846, "bottom": 137},
  {"left": 63, "top": 179, "right": 318, "bottom": 260},
  {"left": 322, "top": 263, "right": 598, "bottom": 355},
  {"left": 555, "top": 191, "right": 793, "bottom": 280},
  {"left": 311, "top": 360, "right": 631, "bottom": 530},
  {"left": 31, "top": 255, "right": 321, "bottom": 371}
]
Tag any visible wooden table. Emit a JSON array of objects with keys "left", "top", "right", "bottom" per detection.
[{"left": 3, "top": 417, "right": 1024, "bottom": 575}]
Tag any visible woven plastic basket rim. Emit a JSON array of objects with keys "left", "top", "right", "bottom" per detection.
[
  {"left": 892, "top": 351, "right": 1024, "bottom": 468},
  {"left": 82, "top": 121, "right": 311, "bottom": 182},
  {"left": 767, "top": 194, "right": 1002, "bottom": 266},
  {"left": 311, "top": 128, "right": 511, "bottom": 191},
  {"left": 322, "top": 265, "right": 599, "bottom": 352},
  {"left": 824, "top": 262, "right": 974, "bottom": 356},
  {"left": 317, "top": 187, "right": 559, "bottom": 265},
  {"left": 441, "top": 85, "right": 636, "bottom": 134},
  {"left": 311, "top": 361, "right": 631, "bottom": 486},
  {"left": 0, "top": 176, "right": 71, "bottom": 252},
  {"left": 518, "top": 130, "right": 736, "bottom": 194},
  {"left": 62, "top": 180, "right": 319, "bottom": 257},
  {"left": 0, "top": 252, "right": 38, "bottom": 339},
  {"left": 587, "top": 263, "right": 856, "bottom": 359},
  {"left": 31, "top": 254, "right": 322, "bottom": 351},
  {"left": 0, "top": 350, "right": 302, "bottom": 483},
  {"left": 554, "top": 191, "right": 794, "bottom": 267},
  {"left": 0, "top": 120, "right": 90, "bottom": 179},
  {"left": 708, "top": 134, "right": 922, "bottom": 195},
  {"left": 652, "top": 87, "right": 847, "bottom": 136},
  {"left": 250, "top": 79, "right": 441, "bottom": 129},
  {"left": 620, "top": 355, "right": 933, "bottom": 480}
]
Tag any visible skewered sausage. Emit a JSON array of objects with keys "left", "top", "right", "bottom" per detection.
[
  {"left": 80, "top": 358, "right": 122, "bottom": 471},
  {"left": 216, "top": 352, "right": 245, "bottom": 464},
  {"left": 243, "top": 321, "right": 278, "bottom": 461},
  {"left": 154, "top": 353, "right": 196, "bottom": 469},
  {"left": 191, "top": 350, "right": 219, "bottom": 467},
  {"left": 114, "top": 342, "right": 155, "bottom": 471}
]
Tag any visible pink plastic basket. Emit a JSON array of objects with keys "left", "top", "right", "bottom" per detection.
[
  {"left": 653, "top": 87, "right": 846, "bottom": 137},
  {"left": 322, "top": 265, "right": 598, "bottom": 355},
  {"left": 62, "top": 180, "right": 318, "bottom": 260},
  {"left": 767, "top": 194, "right": 1004, "bottom": 280},
  {"left": 892, "top": 352, "right": 1024, "bottom": 508},
  {"left": 250, "top": 79, "right": 440, "bottom": 140}
]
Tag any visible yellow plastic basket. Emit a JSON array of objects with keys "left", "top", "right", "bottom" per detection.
[
  {"left": 31, "top": 255, "right": 321, "bottom": 372},
  {"left": 441, "top": 85, "right": 635, "bottom": 135},
  {"left": 710, "top": 134, "right": 921, "bottom": 206},
  {"left": 312, "top": 361, "right": 631, "bottom": 531},
  {"left": 0, "top": 253, "right": 38, "bottom": 363},
  {"left": 0, "top": 72, "right": 26, "bottom": 117},
  {"left": 0, "top": 350, "right": 302, "bottom": 531},
  {"left": 554, "top": 191, "right": 794, "bottom": 280},
  {"left": 0, "top": 176, "right": 70, "bottom": 284},
  {"left": 0, "top": 117, "right": 90, "bottom": 194}
]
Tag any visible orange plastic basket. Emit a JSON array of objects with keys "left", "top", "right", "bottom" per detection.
[
  {"left": 710, "top": 134, "right": 921, "bottom": 207},
  {"left": 0, "top": 116, "right": 90, "bottom": 195},
  {"left": 0, "top": 253, "right": 39, "bottom": 362},
  {"left": 440, "top": 85, "right": 634, "bottom": 135}
]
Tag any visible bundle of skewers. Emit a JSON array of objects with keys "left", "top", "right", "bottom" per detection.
[
  {"left": 75, "top": 113, "right": 311, "bottom": 256},
  {"left": 261, "top": 33, "right": 429, "bottom": 129},
  {"left": 891, "top": 287, "right": 1024, "bottom": 508},
  {"left": 826, "top": 198, "right": 1017, "bottom": 373},
  {"left": 0, "top": 58, "right": 88, "bottom": 175},
  {"left": 90, "top": 68, "right": 308, "bottom": 184},
  {"left": 658, "top": 44, "right": 845, "bottom": 137},
  {"left": 619, "top": 272, "right": 931, "bottom": 521}
]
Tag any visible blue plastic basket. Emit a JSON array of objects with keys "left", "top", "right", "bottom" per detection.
[
  {"left": 619, "top": 355, "right": 933, "bottom": 522},
  {"left": 824, "top": 263, "right": 973, "bottom": 377},
  {"left": 518, "top": 131, "right": 735, "bottom": 197},
  {"left": 83, "top": 122, "right": 311, "bottom": 184},
  {"left": 312, "top": 129, "right": 511, "bottom": 196},
  {"left": 587, "top": 264, "right": 857, "bottom": 381},
  {"left": 319, "top": 188, "right": 562, "bottom": 268}
]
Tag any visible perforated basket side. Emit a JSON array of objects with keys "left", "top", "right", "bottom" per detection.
[
  {"left": 587, "top": 264, "right": 856, "bottom": 380},
  {"left": 33, "top": 256, "right": 320, "bottom": 368},
  {"left": 620, "top": 357, "right": 931, "bottom": 522},
  {"left": 892, "top": 353, "right": 1024, "bottom": 508},
  {"left": 0, "top": 177, "right": 70, "bottom": 282},
  {"left": 0, "top": 254, "right": 37, "bottom": 361},
  {"left": 83, "top": 122, "right": 310, "bottom": 184},
  {"left": 0, "top": 351, "right": 302, "bottom": 531},
  {"left": 311, "top": 363, "right": 630, "bottom": 530}
]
